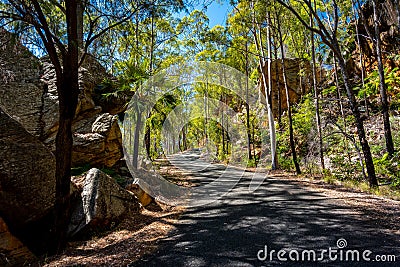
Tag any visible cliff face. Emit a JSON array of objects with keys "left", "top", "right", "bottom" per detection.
[
  {"left": 354, "top": 0, "right": 400, "bottom": 70},
  {"left": 260, "top": 59, "right": 320, "bottom": 117}
]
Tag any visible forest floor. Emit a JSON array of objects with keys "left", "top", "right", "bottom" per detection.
[{"left": 42, "top": 152, "right": 400, "bottom": 266}]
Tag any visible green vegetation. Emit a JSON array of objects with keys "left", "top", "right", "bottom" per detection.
[{"left": 2, "top": 0, "right": 400, "bottom": 253}]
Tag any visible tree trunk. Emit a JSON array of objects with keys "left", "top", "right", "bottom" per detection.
[
  {"left": 52, "top": 0, "right": 79, "bottom": 253},
  {"left": 144, "top": 124, "right": 151, "bottom": 159},
  {"left": 132, "top": 99, "right": 142, "bottom": 169},
  {"left": 336, "top": 53, "right": 378, "bottom": 187},
  {"left": 277, "top": 15, "right": 301, "bottom": 175},
  {"left": 266, "top": 13, "right": 278, "bottom": 169},
  {"left": 77, "top": 0, "right": 84, "bottom": 49},
  {"left": 310, "top": 14, "right": 325, "bottom": 171},
  {"left": 245, "top": 43, "right": 253, "bottom": 160},
  {"left": 182, "top": 125, "right": 187, "bottom": 151},
  {"left": 274, "top": 43, "right": 282, "bottom": 129},
  {"left": 352, "top": 0, "right": 369, "bottom": 117},
  {"left": 372, "top": 0, "right": 395, "bottom": 157}
]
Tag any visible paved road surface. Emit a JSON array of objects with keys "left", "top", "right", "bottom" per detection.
[{"left": 130, "top": 151, "right": 399, "bottom": 266}]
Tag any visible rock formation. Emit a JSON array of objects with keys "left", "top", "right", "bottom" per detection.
[
  {"left": 0, "top": 107, "right": 55, "bottom": 232},
  {"left": 0, "top": 28, "right": 124, "bottom": 168},
  {"left": 356, "top": 0, "right": 400, "bottom": 60},
  {"left": 0, "top": 29, "right": 140, "bottom": 260},
  {"left": 260, "top": 59, "right": 316, "bottom": 117},
  {"left": 352, "top": 0, "right": 400, "bottom": 73}
]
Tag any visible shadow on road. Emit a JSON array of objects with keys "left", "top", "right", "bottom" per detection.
[{"left": 130, "top": 152, "right": 400, "bottom": 267}]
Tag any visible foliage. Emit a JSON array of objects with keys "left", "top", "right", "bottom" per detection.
[
  {"left": 277, "top": 95, "right": 314, "bottom": 171},
  {"left": 358, "top": 67, "right": 400, "bottom": 108}
]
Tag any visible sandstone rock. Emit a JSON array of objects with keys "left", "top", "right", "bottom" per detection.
[
  {"left": 0, "top": 108, "right": 55, "bottom": 230},
  {"left": 354, "top": 0, "right": 400, "bottom": 68},
  {"left": 68, "top": 168, "right": 140, "bottom": 237},
  {"left": 0, "top": 28, "right": 46, "bottom": 139},
  {"left": 0, "top": 29, "right": 124, "bottom": 168},
  {"left": 0, "top": 217, "right": 36, "bottom": 267},
  {"left": 126, "top": 180, "right": 153, "bottom": 207},
  {"left": 260, "top": 58, "right": 316, "bottom": 117},
  {"left": 72, "top": 113, "right": 123, "bottom": 167}
]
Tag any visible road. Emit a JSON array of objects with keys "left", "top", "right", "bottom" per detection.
[{"left": 130, "top": 150, "right": 400, "bottom": 266}]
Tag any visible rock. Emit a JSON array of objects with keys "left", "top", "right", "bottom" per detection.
[
  {"left": 0, "top": 217, "right": 36, "bottom": 266},
  {"left": 260, "top": 58, "right": 316, "bottom": 117},
  {"left": 72, "top": 113, "right": 123, "bottom": 167},
  {"left": 354, "top": 0, "right": 400, "bottom": 68},
  {"left": 0, "top": 107, "right": 55, "bottom": 230},
  {"left": 0, "top": 28, "right": 46, "bottom": 139},
  {"left": 0, "top": 29, "right": 125, "bottom": 168},
  {"left": 126, "top": 179, "right": 154, "bottom": 207},
  {"left": 68, "top": 168, "right": 140, "bottom": 237}
]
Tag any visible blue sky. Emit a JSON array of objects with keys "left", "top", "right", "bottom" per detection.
[{"left": 203, "top": 1, "right": 233, "bottom": 27}]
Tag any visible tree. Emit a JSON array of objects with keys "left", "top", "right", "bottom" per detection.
[
  {"left": 275, "top": 0, "right": 378, "bottom": 187},
  {"left": 372, "top": 0, "right": 395, "bottom": 157},
  {"left": 276, "top": 9, "right": 301, "bottom": 174},
  {"left": 0, "top": 0, "right": 141, "bottom": 252},
  {"left": 309, "top": 3, "right": 325, "bottom": 171},
  {"left": 249, "top": 1, "right": 278, "bottom": 170}
]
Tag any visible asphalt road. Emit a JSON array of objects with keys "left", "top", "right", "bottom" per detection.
[{"left": 130, "top": 151, "right": 400, "bottom": 267}]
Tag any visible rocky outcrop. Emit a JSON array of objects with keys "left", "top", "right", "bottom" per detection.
[
  {"left": 0, "top": 29, "right": 123, "bottom": 168},
  {"left": 354, "top": 0, "right": 400, "bottom": 69},
  {"left": 261, "top": 59, "right": 315, "bottom": 116},
  {"left": 0, "top": 107, "right": 55, "bottom": 231},
  {"left": 0, "top": 28, "right": 46, "bottom": 138},
  {"left": 0, "top": 217, "right": 36, "bottom": 266},
  {"left": 68, "top": 168, "right": 140, "bottom": 237}
]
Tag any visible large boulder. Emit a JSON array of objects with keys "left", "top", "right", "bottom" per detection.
[
  {"left": 72, "top": 113, "right": 123, "bottom": 167},
  {"left": 0, "top": 217, "right": 36, "bottom": 266},
  {"left": 0, "top": 28, "right": 46, "bottom": 139},
  {"left": 0, "top": 108, "right": 55, "bottom": 230},
  {"left": 68, "top": 168, "right": 140, "bottom": 237},
  {"left": 0, "top": 29, "right": 124, "bottom": 168}
]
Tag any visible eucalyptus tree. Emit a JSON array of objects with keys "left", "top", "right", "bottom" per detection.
[
  {"left": 371, "top": 0, "right": 395, "bottom": 157},
  {"left": 275, "top": 7, "right": 301, "bottom": 174},
  {"left": 275, "top": 0, "right": 378, "bottom": 187}
]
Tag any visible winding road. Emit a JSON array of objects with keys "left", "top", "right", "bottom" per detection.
[{"left": 130, "top": 150, "right": 400, "bottom": 266}]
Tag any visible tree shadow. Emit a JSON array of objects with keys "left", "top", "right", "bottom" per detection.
[{"left": 129, "top": 176, "right": 400, "bottom": 267}]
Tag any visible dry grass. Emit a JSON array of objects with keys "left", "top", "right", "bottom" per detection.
[{"left": 41, "top": 206, "right": 184, "bottom": 266}]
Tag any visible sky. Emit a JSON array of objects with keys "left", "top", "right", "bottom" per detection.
[{"left": 203, "top": 1, "right": 233, "bottom": 27}]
